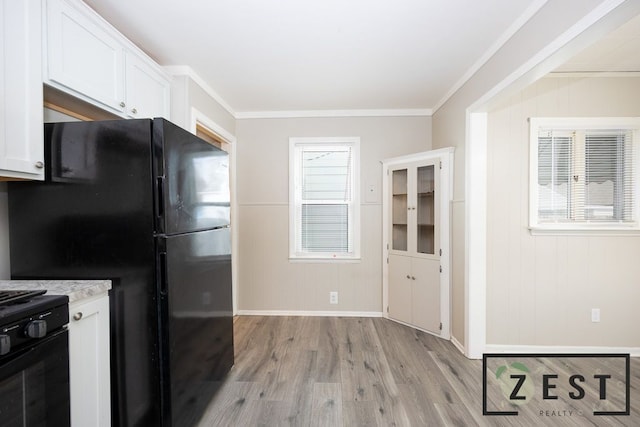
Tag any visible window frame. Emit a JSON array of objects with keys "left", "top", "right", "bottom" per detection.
[
  {"left": 529, "top": 117, "right": 640, "bottom": 234},
  {"left": 289, "top": 137, "right": 361, "bottom": 261}
]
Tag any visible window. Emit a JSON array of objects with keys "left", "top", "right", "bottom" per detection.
[
  {"left": 289, "top": 137, "right": 360, "bottom": 260},
  {"left": 529, "top": 117, "right": 640, "bottom": 233}
]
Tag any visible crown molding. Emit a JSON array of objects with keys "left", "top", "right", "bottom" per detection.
[
  {"left": 163, "top": 65, "right": 237, "bottom": 117},
  {"left": 235, "top": 108, "right": 432, "bottom": 119},
  {"left": 547, "top": 71, "right": 640, "bottom": 78}
]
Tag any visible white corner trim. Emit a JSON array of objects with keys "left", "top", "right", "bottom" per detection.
[
  {"left": 164, "top": 65, "right": 237, "bottom": 118},
  {"left": 236, "top": 310, "right": 384, "bottom": 318},
  {"left": 485, "top": 344, "right": 640, "bottom": 358},
  {"left": 432, "top": 0, "right": 549, "bottom": 113},
  {"left": 235, "top": 109, "right": 432, "bottom": 119},
  {"left": 465, "top": 112, "right": 488, "bottom": 360}
]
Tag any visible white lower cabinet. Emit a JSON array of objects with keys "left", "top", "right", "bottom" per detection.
[
  {"left": 68, "top": 293, "right": 110, "bottom": 427},
  {"left": 388, "top": 254, "right": 441, "bottom": 333}
]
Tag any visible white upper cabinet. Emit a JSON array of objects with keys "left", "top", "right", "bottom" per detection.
[
  {"left": 44, "top": 0, "right": 171, "bottom": 119},
  {"left": 0, "top": 0, "right": 45, "bottom": 180},
  {"left": 125, "top": 51, "right": 171, "bottom": 119},
  {"left": 45, "top": 0, "right": 124, "bottom": 112}
]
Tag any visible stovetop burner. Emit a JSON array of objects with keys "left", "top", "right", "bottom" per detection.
[{"left": 0, "top": 290, "right": 47, "bottom": 305}]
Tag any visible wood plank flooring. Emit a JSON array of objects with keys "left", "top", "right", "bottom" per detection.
[{"left": 195, "top": 316, "right": 640, "bottom": 426}]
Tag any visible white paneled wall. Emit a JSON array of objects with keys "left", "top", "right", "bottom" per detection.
[
  {"left": 486, "top": 75, "right": 640, "bottom": 347},
  {"left": 236, "top": 116, "right": 431, "bottom": 314}
]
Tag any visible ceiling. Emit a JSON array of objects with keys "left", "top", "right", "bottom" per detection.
[{"left": 82, "top": 0, "right": 639, "bottom": 115}]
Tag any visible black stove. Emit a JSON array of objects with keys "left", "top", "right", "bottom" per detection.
[
  {"left": 0, "top": 290, "right": 71, "bottom": 426},
  {"left": 0, "top": 290, "right": 69, "bottom": 356},
  {"left": 0, "top": 289, "right": 47, "bottom": 305}
]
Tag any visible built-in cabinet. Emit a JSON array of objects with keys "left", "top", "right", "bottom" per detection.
[
  {"left": 383, "top": 148, "right": 454, "bottom": 338},
  {"left": 0, "top": 0, "right": 45, "bottom": 180},
  {"left": 44, "top": 0, "right": 171, "bottom": 119},
  {"left": 68, "top": 292, "right": 110, "bottom": 427}
]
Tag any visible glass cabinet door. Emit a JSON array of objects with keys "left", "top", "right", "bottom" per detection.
[
  {"left": 391, "top": 168, "right": 408, "bottom": 251},
  {"left": 416, "top": 164, "right": 435, "bottom": 255}
]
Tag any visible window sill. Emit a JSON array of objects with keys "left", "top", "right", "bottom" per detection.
[
  {"left": 289, "top": 256, "right": 361, "bottom": 264},
  {"left": 529, "top": 225, "right": 640, "bottom": 236}
]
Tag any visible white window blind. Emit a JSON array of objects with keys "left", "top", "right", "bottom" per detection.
[
  {"left": 530, "top": 118, "right": 640, "bottom": 232},
  {"left": 290, "top": 138, "right": 360, "bottom": 259}
]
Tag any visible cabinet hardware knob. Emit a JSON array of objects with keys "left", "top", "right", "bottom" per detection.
[
  {"left": 131, "top": 108, "right": 138, "bottom": 114},
  {"left": 73, "top": 312, "right": 83, "bottom": 321},
  {"left": 411, "top": 276, "right": 416, "bottom": 280},
  {"left": 406, "top": 275, "right": 410, "bottom": 279},
  {"left": 35, "top": 161, "right": 44, "bottom": 169},
  {"left": 119, "top": 102, "right": 126, "bottom": 108}
]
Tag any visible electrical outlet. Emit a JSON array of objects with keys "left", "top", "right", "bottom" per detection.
[
  {"left": 591, "top": 308, "right": 600, "bottom": 322},
  {"left": 329, "top": 291, "right": 338, "bottom": 304}
]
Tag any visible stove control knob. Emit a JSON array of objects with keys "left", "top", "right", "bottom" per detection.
[
  {"left": 25, "top": 320, "right": 47, "bottom": 338},
  {"left": 0, "top": 335, "right": 10, "bottom": 355}
]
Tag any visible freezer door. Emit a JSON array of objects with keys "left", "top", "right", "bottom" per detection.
[
  {"left": 153, "top": 119, "right": 230, "bottom": 235},
  {"left": 157, "top": 228, "right": 234, "bottom": 427}
]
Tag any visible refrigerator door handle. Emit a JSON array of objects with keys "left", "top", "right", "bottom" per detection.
[
  {"left": 159, "top": 252, "right": 168, "bottom": 296},
  {"left": 156, "top": 177, "right": 165, "bottom": 225}
]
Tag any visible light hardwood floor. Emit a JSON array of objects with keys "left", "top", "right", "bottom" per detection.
[{"left": 196, "top": 316, "right": 640, "bottom": 426}]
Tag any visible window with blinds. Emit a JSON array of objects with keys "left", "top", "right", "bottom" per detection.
[
  {"left": 530, "top": 118, "right": 640, "bottom": 232},
  {"left": 289, "top": 137, "right": 360, "bottom": 259}
]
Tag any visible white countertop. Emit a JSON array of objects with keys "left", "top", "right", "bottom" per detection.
[{"left": 0, "top": 280, "right": 111, "bottom": 303}]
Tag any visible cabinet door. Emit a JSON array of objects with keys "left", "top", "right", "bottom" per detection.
[
  {"left": 390, "top": 167, "right": 409, "bottom": 252},
  {"left": 46, "top": 0, "right": 125, "bottom": 112},
  {"left": 68, "top": 295, "right": 111, "bottom": 427},
  {"left": 0, "top": 0, "right": 44, "bottom": 180},
  {"left": 388, "top": 254, "right": 412, "bottom": 324},
  {"left": 411, "top": 258, "right": 441, "bottom": 334},
  {"left": 125, "top": 52, "right": 171, "bottom": 119},
  {"left": 415, "top": 161, "right": 439, "bottom": 256}
]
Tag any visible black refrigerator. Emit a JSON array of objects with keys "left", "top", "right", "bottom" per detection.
[{"left": 8, "top": 118, "right": 234, "bottom": 427}]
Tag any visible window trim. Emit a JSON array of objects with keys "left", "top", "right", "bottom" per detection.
[
  {"left": 289, "top": 137, "right": 361, "bottom": 261},
  {"left": 529, "top": 117, "right": 640, "bottom": 234}
]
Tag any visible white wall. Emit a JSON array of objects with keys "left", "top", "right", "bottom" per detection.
[
  {"left": 432, "top": 0, "right": 640, "bottom": 356},
  {"left": 236, "top": 116, "right": 431, "bottom": 313},
  {"left": 486, "top": 75, "right": 640, "bottom": 347}
]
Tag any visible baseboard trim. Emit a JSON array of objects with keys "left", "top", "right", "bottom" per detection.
[
  {"left": 236, "top": 310, "right": 384, "bottom": 318},
  {"left": 485, "top": 344, "right": 640, "bottom": 357},
  {"left": 451, "top": 335, "right": 465, "bottom": 355}
]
